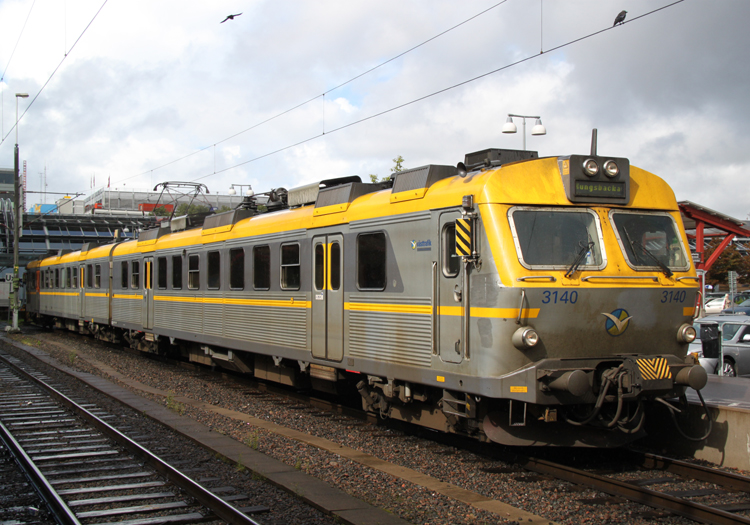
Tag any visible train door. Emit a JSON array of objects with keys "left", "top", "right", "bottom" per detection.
[
  {"left": 79, "top": 265, "right": 85, "bottom": 318},
  {"left": 311, "top": 234, "right": 344, "bottom": 361},
  {"left": 438, "top": 212, "right": 464, "bottom": 363},
  {"left": 142, "top": 257, "right": 154, "bottom": 329}
]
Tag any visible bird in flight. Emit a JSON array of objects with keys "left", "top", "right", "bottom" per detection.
[
  {"left": 221, "top": 13, "right": 242, "bottom": 23},
  {"left": 613, "top": 10, "right": 627, "bottom": 26}
]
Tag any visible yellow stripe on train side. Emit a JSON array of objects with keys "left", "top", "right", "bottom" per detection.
[{"left": 152, "top": 296, "right": 310, "bottom": 308}]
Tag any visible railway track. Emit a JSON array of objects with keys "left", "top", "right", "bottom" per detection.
[
  {"left": 0, "top": 350, "right": 266, "bottom": 525},
  {"left": 498, "top": 449, "right": 750, "bottom": 525},
  {"left": 9, "top": 327, "right": 750, "bottom": 525}
]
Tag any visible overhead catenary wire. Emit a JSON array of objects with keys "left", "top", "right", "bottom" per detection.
[
  {"left": 116, "top": 0, "right": 511, "bottom": 186},
  {"left": 1, "top": 0, "right": 37, "bottom": 137},
  {"left": 0, "top": 0, "right": 109, "bottom": 147},
  {"left": 185, "top": 0, "right": 685, "bottom": 185}
]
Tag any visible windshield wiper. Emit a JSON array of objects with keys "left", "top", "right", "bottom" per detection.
[
  {"left": 565, "top": 241, "right": 594, "bottom": 278},
  {"left": 623, "top": 228, "right": 673, "bottom": 278}
]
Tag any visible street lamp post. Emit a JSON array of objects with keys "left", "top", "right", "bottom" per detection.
[
  {"left": 502, "top": 113, "right": 546, "bottom": 151},
  {"left": 9, "top": 93, "right": 29, "bottom": 333},
  {"left": 228, "top": 184, "right": 254, "bottom": 201}
]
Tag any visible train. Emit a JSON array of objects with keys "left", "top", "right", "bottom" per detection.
[{"left": 25, "top": 143, "right": 708, "bottom": 447}]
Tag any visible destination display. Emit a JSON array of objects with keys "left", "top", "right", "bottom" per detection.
[{"left": 574, "top": 180, "right": 626, "bottom": 198}]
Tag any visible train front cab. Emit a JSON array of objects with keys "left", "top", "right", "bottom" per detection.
[{"left": 467, "top": 153, "right": 704, "bottom": 445}]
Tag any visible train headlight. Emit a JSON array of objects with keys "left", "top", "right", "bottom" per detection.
[
  {"left": 582, "top": 158, "right": 599, "bottom": 177},
  {"left": 603, "top": 160, "right": 619, "bottom": 178},
  {"left": 677, "top": 323, "right": 697, "bottom": 344},
  {"left": 512, "top": 327, "right": 539, "bottom": 349}
]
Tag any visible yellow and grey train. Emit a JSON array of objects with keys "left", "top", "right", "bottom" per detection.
[{"left": 25, "top": 146, "right": 708, "bottom": 447}]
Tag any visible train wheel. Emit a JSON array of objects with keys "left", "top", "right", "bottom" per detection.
[{"left": 722, "top": 358, "right": 737, "bottom": 377}]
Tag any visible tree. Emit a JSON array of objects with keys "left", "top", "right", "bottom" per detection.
[
  {"left": 369, "top": 155, "right": 405, "bottom": 182},
  {"left": 175, "top": 203, "right": 210, "bottom": 216},
  {"left": 705, "top": 240, "right": 750, "bottom": 286},
  {"left": 151, "top": 206, "right": 171, "bottom": 217}
]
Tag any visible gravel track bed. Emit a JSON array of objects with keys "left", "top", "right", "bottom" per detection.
[
  {"left": 8, "top": 328, "right": 747, "bottom": 525},
  {"left": 0, "top": 333, "right": 336, "bottom": 525}
]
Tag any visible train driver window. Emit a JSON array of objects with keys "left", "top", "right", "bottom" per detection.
[
  {"left": 611, "top": 212, "right": 689, "bottom": 271},
  {"left": 253, "top": 246, "right": 270, "bottom": 290},
  {"left": 87, "top": 264, "right": 93, "bottom": 289},
  {"left": 121, "top": 261, "right": 128, "bottom": 289},
  {"left": 157, "top": 257, "right": 167, "bottom": 289},
  {"left": 172, "top": 255, "right": 183, "bottom": 289},
  {"left": 357, "top": 232, "right": 386, "bottom": 290},
  {"left": 229, "top": 248, "right": 244, "bottom": 290},
  {"left": 95, "top": 264, "right": 102, "bottom": 288},
  {"left": 280, "top": 243, "right": 300, "bottom": 290},
  {"left": 442, "top": 224, "right": 460, "bottom": 277},
  {"left": 188, "top": 254, "right": 200, "bottom": 290},
  {"left": 207, "top": 251, "right": 220, "bottom": 289},
  {"left": 131, "top": 261, "right": 140, "bottom": 289}
]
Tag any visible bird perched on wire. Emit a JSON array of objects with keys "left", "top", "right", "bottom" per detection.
[
  {"left": 221, "top": 13, "right": 242, "bottom": 23},
  {"left": 613, "top": 10, "right": 627, "bottom": 26}
]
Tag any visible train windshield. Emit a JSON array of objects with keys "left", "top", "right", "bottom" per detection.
[
  {"left": 510, "top": 208, "right": 604, "bottom": 269},
  {"left": 610, "top": 211, "right": 689, "bottom": 270}
]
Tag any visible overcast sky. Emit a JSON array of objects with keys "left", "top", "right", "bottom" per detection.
[{"left": 1, "top": 0, "right": 748, "bottom": 218}]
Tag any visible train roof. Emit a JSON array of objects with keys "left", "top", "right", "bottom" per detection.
[{"left": 30, "top": 150, "right": 679, "bottom": 264}]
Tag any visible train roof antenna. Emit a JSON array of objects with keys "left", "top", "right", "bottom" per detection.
[{"left": 590, "top": 128, "right": 598, "bottom": 156}]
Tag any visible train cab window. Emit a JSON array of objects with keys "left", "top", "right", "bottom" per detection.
[
  {"left": 442, "top": 224, "right": 461, "bottom": 278},
  {"left": 280, "top": 243, "right": 300, "bottom": 290},
  {"left": 95, "top": 264, "right": 102, "bottom": 288},
  {"left": 121, "top": 261, "right": 128, "bottom": 289},
  {"left": 357, "top": 232, "right": 386, "bottom": 290},
  {"left": 253, "top": 245, "right": 270, "bottom": 290},
  {"left": 509, "top": 208, "right": 604, "bottom": 270},
  {"left": 188, "top": 254, "right": 200, "bottom": 290},
  {"left": 229, "top": 248, "right": 244, "bottom": 290},
  {"left": 207, "top": 251, "right": 220, "bottom": 289},
  {"left": 131, "top": 261, "right": 140, "bottom": 289},
  {"left": 87, "top": 264, "right": 94, "bottom": 288},
  {"left": 610, "top": 211, "right": 689, "bottom": 271},
  {"left": 172, "top": 256, "right": 183, "bottom": 289},
  {"left": 157, "top": 257, "right": 167, "bottom": 289}
]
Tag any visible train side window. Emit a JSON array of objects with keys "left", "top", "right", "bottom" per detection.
[
  {"left": 121, "top": 261, "right": 128, "bottom": 289},
  {"left": 442, "top": 224, "right": 460, "bottom": 277},
  {"left": 66, "top": 268, "right": 71, "bottom": 288},
  {"left": 72, "top": 267, "right": 78, "bottom": 289},
  {"left": 95, "top": 264, "right": 102, "bottom": 288},
  {"left": 357, "top": 232, "right": 386, "bottom": 290},
  {"left": 253, "top": 245, "right": 270, "bottom": 290},
  {"left": 330, "top": 242, "right": 341, "bottom": 290},
  {"left": 188, "top": 254, "right": 200, "bottom": 290},
  {"left": 131, "top": 261, "right": 140, "bottom": 289},
  {"left": 229, "top": 248, "right": 244, "bottom": 290},
  {"left": 207, "top": 251, "right": 220, "bottom": 289},
  {"left": 280, "top": 243, "right": 300, "bottom": 290},
  {"left": 172, "top": 256, "right": 183, "bottom": 289},
  {"left": 87, "top": 264, "right": 93, "bottom": 289},
  {"left": 157, "top": 257, "right": 167, "bottom": 289},
  {"left": 55, "top": 269, "right": 60, "bottom": 288}
]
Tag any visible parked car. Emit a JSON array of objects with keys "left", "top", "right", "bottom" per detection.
[
  {"left": 690, "top": 315, "right": 750, "bottom": 377},
  {"left": 721, "top": 297, "right": 750, "bottom": 315},
  {"left": 704, "top": 295, "right": 730, "bottom": 315}
]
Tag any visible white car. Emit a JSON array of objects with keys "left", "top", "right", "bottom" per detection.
[
  {"left": 703, "top": 295, "right": 729, "bottom": 315},
  {"left": 689, "top": 315, "right": 750, "bottom": 377}
]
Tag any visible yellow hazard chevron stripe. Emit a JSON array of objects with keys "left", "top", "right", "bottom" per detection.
[
  {"left": 637, "top": 357, "right": 671, "bottom": 380},
  {"left": 456, "top": 218, "right": 472, "bottom": 256}
]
